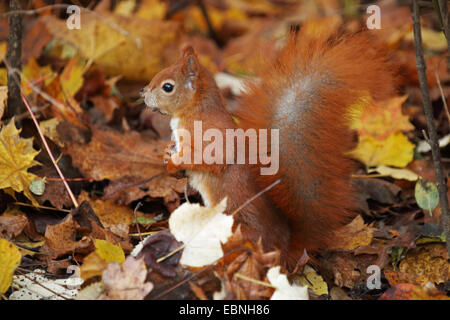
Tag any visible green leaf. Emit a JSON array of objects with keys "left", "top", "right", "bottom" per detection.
[{"left": 415, "top": 179, "right": 439, "bottom": 214}]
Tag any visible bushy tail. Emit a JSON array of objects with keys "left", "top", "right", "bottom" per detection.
[{"left": 237, "top": 31, "right": 397, "bottom": 267}]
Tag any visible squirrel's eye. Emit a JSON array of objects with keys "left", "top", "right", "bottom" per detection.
[{"left": 162, "top": 82, "right": 174, "bottom": 93}]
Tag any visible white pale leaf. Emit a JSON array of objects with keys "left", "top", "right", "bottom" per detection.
[
  {"left": 267, "top": 266, "right": 309, "bottom": 300},
  {"left": 169, "top": 198, "right": 233, "bottom": 267},
  {"left": 9, "top": 269, "right": 82, "bottom": 300}
]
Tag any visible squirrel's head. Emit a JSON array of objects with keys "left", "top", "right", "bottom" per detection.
[{"left": 141, "top": 46, "right": 200, "bottom": 116}]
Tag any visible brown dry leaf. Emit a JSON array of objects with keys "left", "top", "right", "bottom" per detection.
[
  {"left": 78, "top": 191, "right": 138, "bottom": 237},
  {"left": 215, "top": 226, "right": 280, "bottom": 300},
  {"left": 90, "top": 95, "right": 119, "bottom": 122},
  {"left": 0, "top": 207, "right": 28, "bottom": 238},
  {"left": 33, "top": 166, "right": 73, "bottom": 210},
  {"left": 40, "top": 213, "right": 90, "bottom": 259},
  {"left": 320, "top": 252, "right": 378, "bottom": 289},
  {"left": 384, "top": 269, "right": 429, "bottom": 287},
  {"left": 330, "top": 215, "right": 374, "bottom": 250},
  {"left": 66, "top": 127, "right": 165, "bottom": 181},
  {"left": 22, "top": 18, "right": 52, "bottom": 62},
  {"left": 43, "top": 11, "right": 179, "bottom": 81},
  {"left": 100, "top": 256, "right": 153, "bottom": 300},
  {"left": 398, "top": 244, "right": 450, "bottom": 285},
  {"left": 65, "top": 126, "right": 184, "bottom": 205},
  {"left": 380, "top": 283, "right": 450, "bottom": 300},
  {"left": 103, "top": 175, "right": 186, "bottom": 207}
]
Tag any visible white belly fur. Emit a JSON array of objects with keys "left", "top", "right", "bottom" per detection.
[{"left": 170, "top": 117, "right": 213, "bottom": 207}]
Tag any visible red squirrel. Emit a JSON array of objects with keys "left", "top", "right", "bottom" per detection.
[{"left": 141, "top": 30, "right": 396, "bottom": 268}]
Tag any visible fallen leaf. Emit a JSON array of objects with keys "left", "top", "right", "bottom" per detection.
[
  {"left": 43, "top": 12, "right": 179, "bottom": 81},
  {"left": 39, "top": 118, "right": 64, "bottom": 148},
  {"left": 100, "top": 256, "right": 153, "bottom": 300},
  {"left": 370, "top": 165, "right": 419, "bottom": 181},
  {"left": 415, "top": 179, "right": 439, "bottom": 213},
  {"left": 267, "top": 266, "right": 309, "bottom": 300},
  {"left": 134, "top": 229, "right": 183, "bottom": 278},
  {"left": 0, "top": 118, "right": 40, "bottom": 205},
  {"left": 350, "top": 132, "right": 415, "bottom": 168},
  {"left": 380, "top": 283, "right": 450, "bottom": 300},
  {"left": 398, "top": 244, "right": 450, "bottom": 285},
  {"left": 9, "top": 268, "right": 82, "bottom": 300},
  {"left": 0, "top": 86, "right": 6, "bottom": 120},
  {"left": 169, "top": 198, "right": 233, "bottom": 267},
  {"left": 0, "top": 239, "right": 21, "bottom": 294},
  {"left": 0, "top": 207, "right": 28, "bottom": 238},
  {"left": 330, "top": 215, "right": 374, "bottom": 250},
  {"left": 296, "top": 265, "right": 328, "bottom": 296},
  {"left": 350, "top": 95, "right": 413, "bottom": 141},
  {"left": 80, "top": 239, "right": 125, "bottom": 280}
]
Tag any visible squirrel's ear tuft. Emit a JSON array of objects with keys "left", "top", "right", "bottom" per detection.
[
  {"left": 181, "top": 45, "right": 196, "bottom": 58},
  {"left": 182, "top": 52, "right": 199, "bottom": 91}
]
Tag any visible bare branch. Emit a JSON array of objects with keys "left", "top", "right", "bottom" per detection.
[{"left": 412, "top": 0, "right": 450, "bottom": 256}]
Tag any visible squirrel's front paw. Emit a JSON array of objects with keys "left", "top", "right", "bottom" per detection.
[{"left": 163, "top": 141, "right": 177, "bottom": 165}]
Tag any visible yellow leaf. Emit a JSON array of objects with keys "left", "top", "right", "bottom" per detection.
[
  {"left": 43, "top": 13, "right": 179, "bottom": 81},
  {"left": 0, "top": 68, "right": 7, "bottom": 86},
  {"left": 136, "top": 0, "right": 166, "bottom": 20},
  {"left": 405, "top": 28, "right": 447, "bottom": 52},
  {"left": 296, "top": 265, "right": 328, "bottom": 296},
  {"left": 0, "top": 118, "right": 40, "bottom": 205},
  {"left": 95, "top": 239, "right": 125, "bottom": 263},
  {"left": 350, "top": 95, "right": 414, "bottom": 141},
  {"left": 0, "top": 42, "right": 6, "bottom": 63},
  {"left": 0, "top": 86, "right": 6, "bottom": 120},
  {"left": 350, "top": 132, "right": 415, "bottom": 168},
  {"left": 370, "top": 165, "right": 419, "bottom": 181},
  {"left": 80, "top": 240, "right": 125, "bottom": 280},
  {"left": 60, "top": 58, "right": 85, "bottom": 98},
  {"left": 114, "top": 0, "right": 136, "bottom": 17},
  {"left": 0, "top": 239, "right": 22, "bottom": 294},
  {"left": 21, "top": 58, "right": 56, "bottom": 95},
  {"left": 39, "top": 118, "right": 64, "bottom": 147}
]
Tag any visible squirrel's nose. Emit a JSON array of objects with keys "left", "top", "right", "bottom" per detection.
[{"left": 140, "top": 88, "right": 146, "bottom": 97}]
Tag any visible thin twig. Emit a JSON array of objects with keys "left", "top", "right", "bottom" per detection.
[
  {"left": 435, "top": 0, "right": 450, "bottom": 71},
  {"left": 234, "top": 273, "right": 277, "bottom": 289},
  {"left": 21, "top": 95, "right": 79, "bottom": 208},
  {"left": 435, "top": 58, "right": 450, "bottom": 123},
  {"left": 156, "top": 244, "right": 186, "bottom": 263},
  {"left": 133, "top": 202, "right": 143, "bottom": 242},
  {"left": 14, "top": 202, "right": 71, "bottom": 213},
  {"left": 231, "top": 179, "right": 281, "bottom": 216},
  {"left": 412, "top": 0, "right": 450, "bottom": 256}
]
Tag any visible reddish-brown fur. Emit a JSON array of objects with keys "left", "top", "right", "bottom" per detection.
[{"left": 142, "top": 31, "right": 396, "bottom": 269}]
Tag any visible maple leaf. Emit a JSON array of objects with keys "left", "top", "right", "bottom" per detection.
[
  {"left": 0, "top": 119, "right": 40, "bottom": 205},
  {"left": 350, "top": 132, "right": 415, "bottom": 168},
  {"left": 350, "top": 95, "right": 414, "bottom": 141}
]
